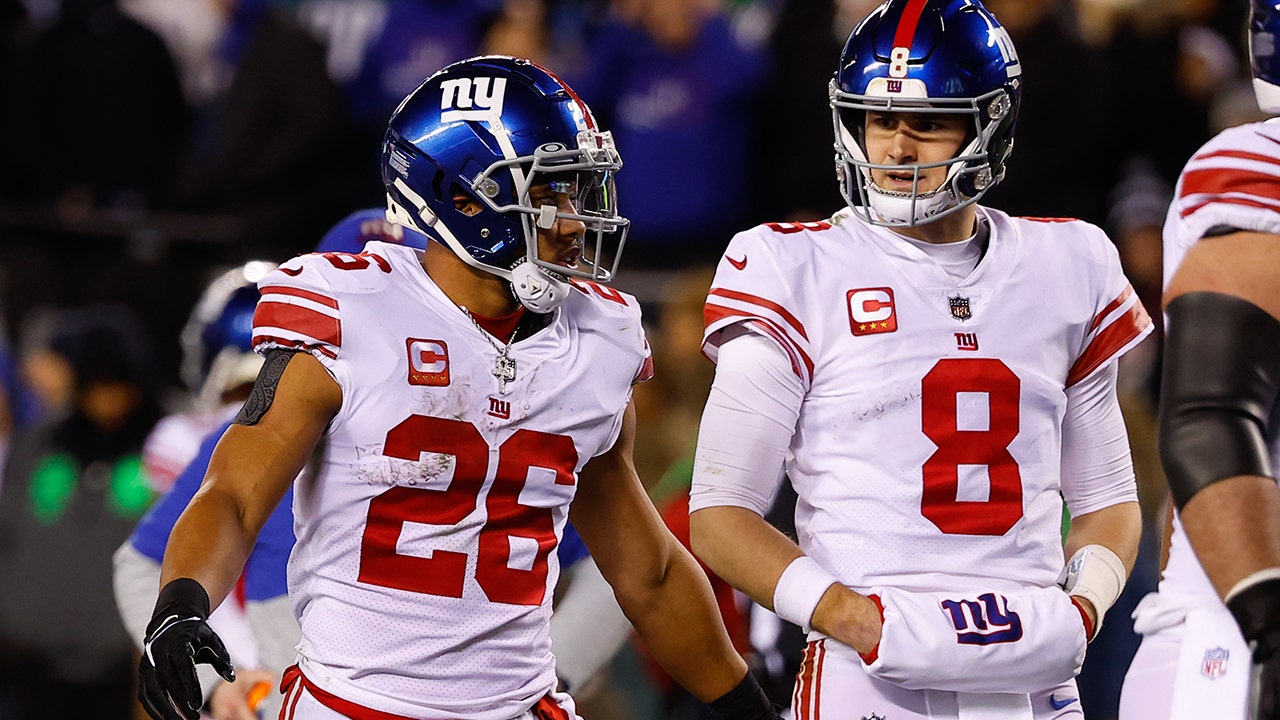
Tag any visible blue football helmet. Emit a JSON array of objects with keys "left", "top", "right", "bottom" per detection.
[
  {"left": 315, "top": 208, "right": 430, "bottom": 254},
  {"left": 382, "top": 55, "right": 628, "bottom": 313},
  {"left": 1252, "top": 1, "right": 1280, "bottom": 113},
  {"left": 180, "top": 261, "right": 277, "bottom": 408},
  {"left": 831, "top": 0, "right": 1022, "bottom": 227}
]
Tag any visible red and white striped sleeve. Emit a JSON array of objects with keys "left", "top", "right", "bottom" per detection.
[
  {"left": 1172, "top": 122, "right": 1280, "bottom": 241},
  {"left": 251, "top": 256, "right": 342, "bottom": 361},
  {"left": 1066, "top": 242, "right": 1154, "bottom": 388},
  {"left": 703, "top": 230, "right": 813, "bottom": 387}
]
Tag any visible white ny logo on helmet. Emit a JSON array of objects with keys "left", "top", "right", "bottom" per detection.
[{"left": 440, "top": 77, "right": 508, "bottom": 123}]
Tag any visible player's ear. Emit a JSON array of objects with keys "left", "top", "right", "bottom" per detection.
[{"left": 451, "top": 184, "right": 483, "bottom": 217}]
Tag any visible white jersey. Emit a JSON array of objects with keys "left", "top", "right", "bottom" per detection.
[
  {"left": 702, "top": 208, "right": 1151, "bottom": 595},
  {"left": 1155, "top": 118, "right": 1280, "bottom": 620},
  {"left": 251, "top": 242, "right": 650, "bottom": 720}
]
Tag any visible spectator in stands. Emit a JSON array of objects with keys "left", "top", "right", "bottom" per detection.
[
  {"left": 0, "top": 0, "right": 187, "bottom": 212},
  {"left": 569, "top": 0, "right": 769, "bottom": 266},
  {"left": 0, "top": 305, "right": 162, "bottom": 720},
  {"left": 170, "top": 0, "right": 355, "bottom": 252}
]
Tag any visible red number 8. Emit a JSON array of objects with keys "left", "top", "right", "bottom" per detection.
[{"left": 920, "top": 358, "right": 1022, "bottom": 536}]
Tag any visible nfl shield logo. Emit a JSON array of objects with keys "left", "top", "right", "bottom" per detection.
[
  {"left": 949, "top": 296, "right": 972, "bottom": 321},
  {"left": 1201, "top": 647, "right": 1229, "bottom": 679}
]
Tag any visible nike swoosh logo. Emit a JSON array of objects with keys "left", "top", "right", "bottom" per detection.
[
  {"left": 1049, "top": 694, "right": 1078, "bottom": 711},
  {"left": 726, "top": 255, "right": 747, "bottom": 270},
  {"left": 280, "top": 266, "right": 303, "bottom": 276}
]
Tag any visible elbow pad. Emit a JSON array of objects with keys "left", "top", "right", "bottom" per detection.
[{"left": 1160, "top": 292, "right": 1280, "bottom": 509}]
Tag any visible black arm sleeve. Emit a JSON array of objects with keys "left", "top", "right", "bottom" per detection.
[
  {"left": 1160, "top": 291, "right": 1280, "bottom": 509},
  {"left": 233, "top": 349, "right": 298, "bottom": 426}
]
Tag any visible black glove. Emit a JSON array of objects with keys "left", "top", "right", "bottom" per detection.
[
  {"left": 1228, "top": 577, "right": 1280, "bottom": 720},
  {"left": 137, "top": 578, "right": 236, "bottom": 720},
  {"left": 707, "top": 671, "right": 781, "bottom": 720}
]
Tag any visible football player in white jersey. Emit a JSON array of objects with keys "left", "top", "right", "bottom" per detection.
[
  {"left": 1119, "top": 2, "right": 1280, "bottom": 719},
  {"left": 689, "top": 2, "right": 1152, "bottom": 719},
  {"left": 134, "top": 56, "right": 777, "bottom": 720}
]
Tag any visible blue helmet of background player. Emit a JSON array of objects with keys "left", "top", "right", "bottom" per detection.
[
  {"left": 1251, "top": 1, "right": 1280, "bottom": 113},
  {"left": 180, "top": 261, "right": 277, "bottom": 409},
  {"left": 832, "top": 0, "right": 1022, "bottom": 227},
  {"left": 382, "top": 55, "right": 628, "bottom": 313},
  {"left": 314, "top": 208, "right": 430, "bottom": 254}
]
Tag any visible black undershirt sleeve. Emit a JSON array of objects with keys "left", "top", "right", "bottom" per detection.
[{"left": 233, "top": 349, "right": 298, "bottom": 426}]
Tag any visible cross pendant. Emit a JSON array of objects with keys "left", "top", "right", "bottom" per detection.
[{"left": 493, "top": 355, "right": 517, "bottom": 394}]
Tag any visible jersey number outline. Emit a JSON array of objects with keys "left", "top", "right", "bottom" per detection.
[
  {"left": 322, "top": 251, "right": 391, "bottom": 273},
  {"left": 358, "top": 415, "right": 577, "bottom": 605},
  {"left": 920, "top": 358, "right": 1022, "bottom": 535}
]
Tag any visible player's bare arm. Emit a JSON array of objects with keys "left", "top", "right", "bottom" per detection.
[
  {"left": 161, "top": 350, "right": 340, "bottom": 608},
  {"left": 140, "top": 350, "right": 340, "bottom": 720},
  {"left": 1162, "top": 230, "right": 1280, "bottom": 598},
  {"left": 1062, "top": 502, "right": 1141, "bottom": 629},
  {"left": 570, "top": 402, "right": 750, "bottom": 704},
  {"left": 689, "top": 505, "right": 883, "bottom": 655}
]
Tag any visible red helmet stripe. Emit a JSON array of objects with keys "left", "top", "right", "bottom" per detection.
[
  {"left": 892, "top": 0, "right": 931, "bottom": 52},
  {"left": 531, "top": 60, "right": 597, "bottom": 131}
]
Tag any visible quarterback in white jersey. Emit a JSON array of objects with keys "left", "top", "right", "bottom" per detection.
[
  {"left": 1120, "top": 4, "right": 1280, "bottom": 718},
  {"left": 136, "top": 57, "right": 778, "bottom": 720},
  {"left": 691, "top": 3, "right": 1149, "bottom": 720}
]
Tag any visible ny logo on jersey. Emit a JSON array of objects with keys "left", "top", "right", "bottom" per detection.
[
  {"left": 487, "top": 397, "right": 511, "bottom": 420},
  {"left": 407, "top": 338, "right": 450, "bottom": 386},
  {"left": 440, "top": 77, "right": 507, "bottom": 123},
  {"left": 955, "top": 332, "right": 979, "bottom": 351},
  {"left": 940, "top": 593, "right": 1023, "bottom": 645},
  {"left": 848, "top": 287, "right": 898, "bottom": 336}
]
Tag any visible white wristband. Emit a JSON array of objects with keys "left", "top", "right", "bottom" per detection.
[
  {"left": 773, "top": 556, "right": 839, "bottom": 633},
  {"left": 1058, "top": 544, "right": 1126, "bottom": 637}
]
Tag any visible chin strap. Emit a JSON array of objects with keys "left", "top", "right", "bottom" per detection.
[
  {"left": 510, "top": 260, "right": 570, "bottom": 313},
  {"left": 866, "top": 183, "right": 959, "bottom": 226}
]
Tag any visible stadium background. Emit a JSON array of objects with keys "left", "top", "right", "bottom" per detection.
[{"left": 0, "top": 0, "right": 1255, "bottom": 718}]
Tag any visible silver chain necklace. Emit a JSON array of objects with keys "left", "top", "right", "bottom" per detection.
[{"left": 462, "top": 308, "right": 520, "bottom": 394}]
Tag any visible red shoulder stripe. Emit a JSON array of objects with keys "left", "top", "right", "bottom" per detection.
[
  {"left": 1180, "top": 167, "right": 1280, "bottom": 203},
  {"left": 259, "top": 284, "right": 339, "bottom": 309},
  {"left": 1191, "top": 149, "right": 1280, "bottom": 168},
  {"left": 1089, "top": 285, "right": 1134, "bottom": 334},
  {"left": 1067, "top": 302, "right": 1151, "bottom": 387},
  {"left": 704, "top": 303, "right": 813, "bottom": 381},
  {"left": 254, "top": 300, "right": 341, "bottom": 348},
  {"left": 708, "top": 288, "right": 809, "bottom": 340},
  {"left": 1180, "top": 195, "right": 1280, "bottom": 219}
]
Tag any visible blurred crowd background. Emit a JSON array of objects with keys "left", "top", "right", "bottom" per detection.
[{"left": 0, "top": 0, "right": 1260, "bottom": 718}]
